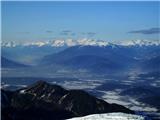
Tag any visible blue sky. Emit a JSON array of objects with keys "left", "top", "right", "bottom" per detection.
[{"left": 2, "top": 1, "right": 160, "bottom": 43}]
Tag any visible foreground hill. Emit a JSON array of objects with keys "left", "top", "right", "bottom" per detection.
[{"left": 1, "top": 81, "right": 134, "bottom": 120}]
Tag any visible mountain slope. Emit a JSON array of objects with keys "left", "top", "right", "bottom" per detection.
[
  {"left": 142, "top": 56, "right": 160, "bottom": 71},
  {"left": 1, "top": 57, "right": 28, "bottom": 68},
  {"left": 2, "top": 45, "right": 66, "bottom": 64}
]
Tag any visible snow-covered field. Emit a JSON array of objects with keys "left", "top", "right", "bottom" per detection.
[{"left": 67, "top": 113, "right": 145, "bottom": 120}]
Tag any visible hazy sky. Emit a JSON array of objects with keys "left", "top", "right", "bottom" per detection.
[{"left": 2, "top": 1, "right": 160, "bottom": 43}]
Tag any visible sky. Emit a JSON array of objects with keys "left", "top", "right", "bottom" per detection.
[{"left": 2, "top": 1, "right": 160, "bottom": 43}]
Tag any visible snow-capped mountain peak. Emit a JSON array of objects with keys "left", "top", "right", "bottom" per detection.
[
  {"left": 119, "top": 39, "right": 160, "bottom": 46},
  {"left": 1, "top": 38, "right": 109, "bottom": 48},
  {"left": 1, "top": 39, "right": 159, "bottom": 48}
]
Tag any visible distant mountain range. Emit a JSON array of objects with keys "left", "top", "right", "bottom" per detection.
[
  {"left": 2, "top": 39, "right": 160, "bottom": 48},
  {"left": 40, "top": 45, "right": 160, "bottom": 73},
  {"left": 1, "top": 81, "right": 134, "bottom": 120},
  {"left": 1, "top": 41, "right": 160, "bottom": 74},
  {"left": 40, "top": 45, "right": 135, "bottom": 73}
]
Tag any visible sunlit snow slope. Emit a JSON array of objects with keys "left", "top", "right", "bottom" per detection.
[{"left": 67, "top": 113, "right": 145, "bottom": 120}]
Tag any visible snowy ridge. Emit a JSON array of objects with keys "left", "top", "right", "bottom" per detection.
[
  {"left": 67, "top": 113, "right": 145, "bottom": 120},
  {"left": 2, "top": 39, "right": 160, "bottom": 47},
  {"left": 1, "top": 38, "right": 109, "bottom": 47},
  {"left": 119, "top": 39, "right": 160, "bottom": 46}
]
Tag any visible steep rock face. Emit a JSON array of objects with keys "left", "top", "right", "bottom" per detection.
[
  {"left": 1, "top": 90, "right": 14, "bottom": 120},
  {"left": 1, "top": 90, "right": 12, "bottom": 109},
  {"left": 1, "top": 81, "right": 134, "bottom": 120},
  {"left": 59, "top": 90, "right": 132, "bottom": 116}
]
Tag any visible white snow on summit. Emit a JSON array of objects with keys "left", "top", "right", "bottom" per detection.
[
  {"left": 2, "top": 39, "right": 159, "bottom": 47},
  {"left": 67, "top": 113, "right": 145, "bottom": 120}
]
